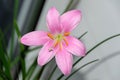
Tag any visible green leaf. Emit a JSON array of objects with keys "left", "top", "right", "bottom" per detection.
[
  {"left": 9, "top": 0, "right": 19, "bottom": 61},
  {"left": 33, "top": 65, "right": 46, "bottom": 80},
  {"left": 63, "top": 0, "right": 74, "bottom": 13},
  {"left": 74, "top": 33, "right": 120, "bottom": 66},
  {"left": 25, "top": 46, "right": 42, "bottom": 80},
  {"left": 13, "top": 0, "right": 26, "bottom": 78},
  {"left": 57, "top": 59, "right": 99, "bottom": 80},
  {"left": 0, "top": 47, "right": 12, "bottom": 80},
  {"left": 65, "top": 59, "right": 99, "bottom": 80},
  {"left": 0, "top": 77, "right": 4, "bottom": 80},
  {"left": 48, "top": 65, "right": 57, "bottom": 80},
  {"left": 78, "top": 31, "right": 88, "bottom": 39},
  {"left": 9, "top": 29, "right": 15, "bottom": 60},
  {"left": 13, "top": 0, "right": 27, "bottom": 79},
  {"left": 25, "top": 46, "right": 41, "bottom": 54},
  {"left": 25, "top": 59, "right": 37, "bottom": 80},
  {"left": 0, "top": 69, "right": 9, "bottom": 80},
  {"left": 0, "top": 30, "right": 12, "bottom": 80},
  {"left": 13, "top": 17, "right": 26, "bottom": 80},
  {"left": 11, "top": 56, "right": 20, "bottom": 67},
  {"left": 0, "top": 29, "right": 7, "bottom": 53},
  {"left": 13, "top": 20, "right": 22, "bottom": 38},
  {"left": 20, "top": 57, "right": 26, "bottom": 80},
  {"left": 13, "top": 0, "right": 19, "bottom": 19}
]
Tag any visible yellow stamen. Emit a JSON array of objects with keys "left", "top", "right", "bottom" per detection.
[
  {"left": 63, "top": 38, "right": 68, "bottom": 46},
  {"left": 64, "top": 32, "right": 70, "bottom": 36},
  {"left": 53, "top": 40, "right": 59, "bottom": 48},
  {"left": 47, "top": 33, "right": 54, "bottom": 39},
  {"left": 48, "top": 32, "right": 69, "bottom": 51},
  {"left": 59, "top": 43, "right": 63, "bottom": 50}
]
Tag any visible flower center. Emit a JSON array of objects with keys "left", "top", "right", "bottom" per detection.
[{"left": 47, "top": 32, "right": 70, "bottom": 50}]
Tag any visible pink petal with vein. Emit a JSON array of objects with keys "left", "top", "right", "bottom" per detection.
[
  {"left": 46, "top": 7, "right": 61, "bottom": 33},
  {"left": 65, "top": 36, "right": 86, "bottom": 56},
  {"left": 55, "top": 49, "right": 73, "bottom": 75},
  {"left": 61, "top": 10, "right": 82, "bottom": 32},
  {"left": 20, "top": 31, "right": 49, "bottom": 46},
  {"left": 37, "top": 40, "right": 55, "bottom": 66}
]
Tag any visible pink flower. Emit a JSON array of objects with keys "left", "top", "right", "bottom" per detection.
[{"left": 20, "top": 7, "right": 86, "bottom": 75}]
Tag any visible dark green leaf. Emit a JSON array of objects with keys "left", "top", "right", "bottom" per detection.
[
  {"left": 74, "top": 33, "right": 120, "bottom": 66},
  {"left": 65, "top": 59, "right": 99, "bottom": 80},
  {"left": 13, "top": 20, "right": 21, "bottom": 38},
  {"left": 33, "top": 65, "right": 46, "bottom": 80},
  {"left": 78, "top": 31, "right": 88, "bottom": 39},
  {"left": 0, "top": 30, "right": 12, "bottom": 80},
  {"left": 25, "top": 59, "right": 37, "bottom": 80},
  {"left": 20, "top": 57, "right": 26, "bottom": 80}
]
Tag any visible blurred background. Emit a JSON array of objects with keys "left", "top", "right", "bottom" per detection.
[{"left": 0, "top": 0, "right": 120, "bottom": 80}]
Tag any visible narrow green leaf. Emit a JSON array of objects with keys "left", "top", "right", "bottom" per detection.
[
  {"left": 48, "top": 65, "right": 57, "bottom": 80},
  {"left": 0, "top": 29, "right": 7, "bottom": 53},
  {"left": 9, "top": 0, "right": 19, "bottom": 61},
  {"left": 13, "top": 19, "right": 29, "bottom": 80},
  {"left": 25, "top": 59, "right": 37, "bottom": 80},
  {"left": 65, "top": 59, "right": 99, "bottom": 80},
  {"left": 25, "top": 46, "right": 42, "bottom": 79},
  {"left": 11, "top": 56, "right": 20, "bottom": 67},
  {"left": 14, "top": 19, "right": 26, "bottom": 80},
  {"left": 57, "top": 59, "right": 99, "bottom": 80},
  {"left": 0, "top": 77, "right": 4, "bottom": 80},
  {"left": 0, "top": 31, "right": 12, "bottom": 80},
  {"left": 25, "top": 46, "right": 41, "bottom": 54},
  {"left": 74, "top": 33, "right": 120, "bottom": 66},
  {"left": 13, "top": 0, "right": 19, "bottom": 19},
  {"left": 20, "top": 57, "right": 26, "bottom": 80},
  {"left": 10, "top": 29, "right": 14, "bottom": 60},
  {"left": 13, "top": 20, "right": 21, "bottom": 38},
  {"left": 33, "top": 68, "right": 41, "bottom": 80},
  {"left": 78, "top": 31, "right": 88, "bottom": 39},
  {"left": 0, "top": 49, "right": 12, "bottom": 80},
  {"left": 63, "top": 0, "right": 74, "bottom": 13},
  {"left": 10, "top": 0, "right": 19, "bottom": 61},
  {"left": 33, "top": 65, "right": 46, "bottom": 80},
  {"left": 0, "top": 69, "right": 9, "bottom": 80}
]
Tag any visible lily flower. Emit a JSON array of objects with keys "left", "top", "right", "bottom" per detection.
[{"left": 20, "top": 7, "right": 86, "bottom": 75}]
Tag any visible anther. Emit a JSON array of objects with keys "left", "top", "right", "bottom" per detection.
[
  {"left": 53, "top": 40, "right": 59, "bottom": 48},
  {"left": 64, "top": 32, "right": 70, "bottom": 36},
  {"left": 47, "top": 33, "right": 54, "bottom": 40},
  {"left": 63, "top": 38, "right": 68, "bottom": 46}
]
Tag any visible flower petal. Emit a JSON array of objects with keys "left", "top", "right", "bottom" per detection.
[
  {"left": 46, "top": 7, "right": 61, "bottom": 33},
  {"left": 61, "top": 10, "right": 82, "bottom": 32},
  {"left": 37, "top": 40, "right": 55, "bottom": 66},
  {"left": 65, "top": 36, "right": 86, "bottom": 56},
  {"left": 55, "top": 49, "right": 73, "bottom": 75},
  {"left": 20, "top": 31, "right": 49, "bottom": 46}
]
